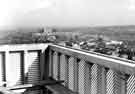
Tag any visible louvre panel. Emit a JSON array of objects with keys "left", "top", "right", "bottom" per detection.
[
  {"left": 106, "top": 70, "right": 114, "bottom": 94},
  {"left": 26, "top": 51, "right": 41, "bottom": 94},
  {"left": 64, "top": 55, "right": 69, "bottom": 87},
  {"left": 114, "top": 72, "right": 121, "bottom": 94},
  {"left": 6, "top": 52, "right": 21, "bottom": 86},
  {"left": 90, "top": 64, "right": 102, "bottom": 94},
  {"left": 68, "top": 57, "right": 75, "bottom": 91},
  {"left": 52, "top": 52, "right": 58, "bottom": 80},
  {"left": 97, "top": 67, "right": 107, "bottom": 94},
  {"left": 127, "top": 75, "right": 135, "bottom": 94},
  {"left": 106, "top": 69, "right": 121, "bottom": 94},
  {"left": 91, "top": 64, "right": 98, "bottom": 94},
  {"left": 84, "top": 63, "right": 91, "bottom": 94},
  {"left": 101, "top": 67, "right": 107, "bottom": 94},
  {"left": 78, "top": 60, "right": 85, "bottom": 94},
  {"left": 60, "top": 54, "right": 66, "bottom": 85},
  {"left": 27, "top": 51, "right": 40, "bottom": 84},
  {"left": 74, "top": 58, "right": 78, "bottom": 92}
]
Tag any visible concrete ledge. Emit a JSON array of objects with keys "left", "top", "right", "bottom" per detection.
[{"left": 0, "top": 43, "right": 50, "bottom": 52}]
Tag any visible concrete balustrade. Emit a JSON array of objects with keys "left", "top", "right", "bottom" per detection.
[
  {"left": 47, "top": 44, "right": 135, "bottom": 94},
  {"left": 0, "top": 43, "right": 134, "bottom": 94}
]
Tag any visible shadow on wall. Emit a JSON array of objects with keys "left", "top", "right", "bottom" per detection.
[{"left": 15, "top": 50, "right": 42, "bottom": 94}]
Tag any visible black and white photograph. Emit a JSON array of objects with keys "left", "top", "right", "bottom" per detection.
[{"left": 0, "top": 0, "right": 135, "bottom": 94}]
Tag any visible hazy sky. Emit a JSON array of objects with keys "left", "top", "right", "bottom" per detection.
[{"left": 0, "top": 0, "right": 135, "bottom": 28}]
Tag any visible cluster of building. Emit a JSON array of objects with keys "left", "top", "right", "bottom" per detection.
[
  {"left": 58, "top": 37, "right": 135, "bottom": 61},
  {"left": 33, "top": 27, "right": 135, "bottom": 61}
]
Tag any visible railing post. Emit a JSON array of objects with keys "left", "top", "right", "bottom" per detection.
[
  {"left": 41, "top": 47, "right": 50, "bottom": 80},
  {"left": 0, "top": 53, "right": 2, "bottom": 84},
  {"left": 40, "top": 47, "right": 50, "bottom": 94},
  {"left": 1, "top": 52, "right": 6, "bottom": 87},
  {"left": 24, "top": 50, "right": 28, "bottom": 75},
  {"left": 20, "top": 51, "right": 25, "bottom": 84},
  {"left": 24, "top": 50, "right": 29, "bottom": 84}
]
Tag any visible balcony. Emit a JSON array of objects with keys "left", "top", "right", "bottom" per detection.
[{"left": 0, "top": 43, "right": 135, "bottom": 94}]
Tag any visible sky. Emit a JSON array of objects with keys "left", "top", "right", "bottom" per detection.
[{"left": 0, "top": 0, "right": 135, "bottom": 28}]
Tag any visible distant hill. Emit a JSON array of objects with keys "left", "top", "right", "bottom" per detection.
[{"left": 54, "top": 25, "right": 135, "bottom": 40}]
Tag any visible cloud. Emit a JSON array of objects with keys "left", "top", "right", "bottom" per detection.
[{"left": 0, "top": 0, "right": 135, "bottom": 28}]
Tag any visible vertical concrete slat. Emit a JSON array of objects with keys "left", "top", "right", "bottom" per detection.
[
  {"left": 0, "top": 53, "right": 3, "bottom": 84},
  {"left": 106, "top": 69, "right": 121, "bottom": 94},
  {"left": 101, "top": 67, "right": 107, "bottom": 94},
  {"left": 24, "top": 50, "right": 29, "bottom": 84},
  {"left": 68, "top": 57, "right": 75, "bottom": 91},
  {"left": 24, "top": 51, "right": 28, "bottom": 74},
  {"left": 64, "top": 55, "right": 69, "bottom": 88},
  {"left": 89, "top": 64, "right": 105, "bottom": 94},
  {"left": 97, "top": 65, "right": 102, "bottom": 94},
  {"left": 91, "top": 64, "right": 97, "bottom": 94},
  {"left": 57, "top": 53, "right": 61, "bottom": 80},
  {"left": 60, "top": 54, "right": 66, "bottom": 85},
  {"left": 78, "top": 61, "right": 98, "bottom": 94},
  {"left": 20, "top": 51, "right": 25, "bottom": 84},
  {"left": 120, "top": 74, "right": 127, "bottom": 94},
  {"left": 127, "top": 74, "right": 135, "bottom": 94},
  {"left": 44, "top": 48, "right": 50, "bottom": 80},
  {"left": 49, "top": 50, "right": 53, "bottom": 78},
  {"left": 74, "top": 58, "right": 78, "bottom": 92},
  {"left": 84, "top": 63, "right": 92, "bottom": 94},
  {"left": 78, "top": 60, "right": 86, "bottom": 94},
  {"left": 40, "top": 48, "right": 49, "bottom": 81},
  {"left": 26, "top": 51, "right": 41, "bottom": 94},
  {"left": 106, "top": 69, "right": 114, "bottom": 94},
  {"left": 27, "top": 51, "right": 41, "bottom": 84},
  {"left": 5, "top": 51, "right": 9, "bottom": 86},
  {"left": 53, "top": 51, "right": 58, "bottom": 80},
  {"left": 39, "top": 50, "right": 44, "bottom": 81},
  {"left": 41, "top": 48, "right": 50, "bottom": 94},
  {"left": 90, "top": 64, "right": 102, "bottom": 94},
  {"left": 1, "top": 52, "right": 6, "bottom": 86}
]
